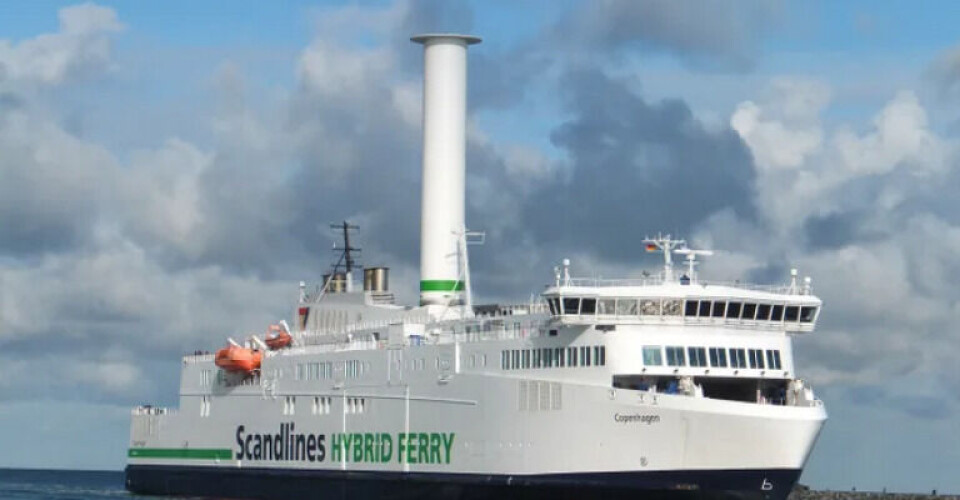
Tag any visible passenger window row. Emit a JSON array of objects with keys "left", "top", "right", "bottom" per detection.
[
  {"left": 546, "top": 297, "right": 817, "bottom": 324},
  {"left": 501, "top": 346, "right": 606, "bottom": 370},
  {"left": 643, "top": 346, "right": 782, "bottom": 370}
]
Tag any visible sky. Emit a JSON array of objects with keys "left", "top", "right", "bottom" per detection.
[{"left": 2, "top": 0, "right": 960, "bottom": 493}]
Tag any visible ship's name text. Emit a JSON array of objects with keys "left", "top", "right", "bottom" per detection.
[{"left": 235, "top": 424, "right": 455, "bottom": 464}]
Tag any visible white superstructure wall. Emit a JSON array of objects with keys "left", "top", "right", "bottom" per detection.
[{"left": 412, "top": 34, "right": 480, "bottom": 306}]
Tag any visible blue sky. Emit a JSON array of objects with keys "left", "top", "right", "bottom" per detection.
[{"left": 3, "top": 0, "right": 960, "bottom": 494}]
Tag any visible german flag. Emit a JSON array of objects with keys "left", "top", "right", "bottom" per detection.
[{"left": 645, "top": 243, "right": 658, "bottom": 252}]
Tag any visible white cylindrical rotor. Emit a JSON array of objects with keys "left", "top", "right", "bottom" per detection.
[{"left": 411, "top": 34, "right": 481, "bottom": 306}]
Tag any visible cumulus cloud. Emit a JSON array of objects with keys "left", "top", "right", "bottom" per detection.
[{"left": 0, "top": 3, "right": 122, "bottom": 86}]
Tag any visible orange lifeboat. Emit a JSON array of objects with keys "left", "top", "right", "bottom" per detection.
[
  {"left": 214, "top": 345, "right": 262, "bottom": 373},
  {"left": 264, "top": 324, "right": 292, "bottom": 350}
]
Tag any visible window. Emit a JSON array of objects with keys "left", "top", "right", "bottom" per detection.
[
  {"left": 617, "top": 299, "right": 638, "bottom": 316},
  {"left": 544, "top": 348, "right": 552, "bottom": 367},
  {"left": 522, "top": 350, "right": 530, "bottom": 369},
  {"left": 569, "top": 347, "right": 578, "bottom": 367},
  {"left": 643, "top": 346, "right": 663, "bottom": 366},
  {"left": 598, "top": 299, "right": 616, "bottom": 315},
  {"left": 688, "top": 347, "right": 707, "bottom": 367},
  {"left": 784, "top": 306, "right": 799, "bottom": 322},
  {"left": 547, "top": 298, "right": 559, "bottom": 316},
  {"left": 748, "top": 349, "right": 765, "bottom": 369},
  {"left": 698, "top": 301, "right": 711, "bottom": 317},
  {"left": 583, "top": 346, "right": 592, "bottom": 366},
  {"left": 594, "top": 346, "right": 605, "bottom": 366},
  {"left": 742, "top": 303, "right": 757, "bottom": 320},
  {"left": 709, "top": 348, "right": 727, "bottom": 367},
  {"left": 666, "top": 346, "right": 686, "bottom": 367},
  {"left": 501, "top": 350, "right": 509, "bottom": 370},
  {"left": 766, "top": 350, "right": 782, "bottom": 370},
  {"left": 771, "top": 305, "right": 784, "bottom": 322},
  {"left": 799, "top": 306, "right": 817, "bottom": 323},
  {"left": 729, "top": 348, "right": 747, "bottom": 368},
  {"left": 557, "top": 348, "right": 565, "bottom": 367},
  {"left": 562, "top": 298, "right": 581, "bottom": 315},
  {"left": 756, "top": 304, "right": 771, "bottom": 321},
  {"left": 580, "top": 298, "right": 597, "bottom": 315},
  {"left": 711, "top": 301, "right": 726, "bottom": 318},
  {"left": 640, "top": 299, "right": 659, "bottom": 316},
  {"left": 726, "top": 302, "right": 742, "bottom": 319},
  {"left": 684, "top": 300, "right": 698, "bottom": 317},
  {"left": 663, "top": 299, "right": 682, "bottom": 316}
]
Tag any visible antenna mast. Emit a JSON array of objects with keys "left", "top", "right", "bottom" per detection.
[{"left": 643, "top": 234, "right": 686, "bottom": 282}]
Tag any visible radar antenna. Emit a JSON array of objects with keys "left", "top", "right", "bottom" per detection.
[{"left": 674, "top": 247, "right": 714, "bottom": 283}]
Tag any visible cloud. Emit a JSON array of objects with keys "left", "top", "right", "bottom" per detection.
[
  {"left": 554, "top": 0, "right": 783, "bottom": 71},
  {"left": 0, "top": 3, "right": 122, "bottom": 86},
  {"left": 518, "top": 69, "right": 756, "bottom": 262}
]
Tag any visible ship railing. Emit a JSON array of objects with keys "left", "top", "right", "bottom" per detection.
[
  {"left": 560, "top": 277, "right": 801, "bottom": 295},
  {"left": 183, "top": 353, "right": 215, "bottom": 363}
]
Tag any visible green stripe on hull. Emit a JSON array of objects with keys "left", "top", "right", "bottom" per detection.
[
  {"left": 128, "top": 448, "right": 233, "bottom": 460},
  {"left": 420, "top": 280, "right": 464, "bottom": 292}
]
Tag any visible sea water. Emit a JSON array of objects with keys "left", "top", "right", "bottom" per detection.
[{"left": 0, "top": 469, "right": 153, "bottom": 500}]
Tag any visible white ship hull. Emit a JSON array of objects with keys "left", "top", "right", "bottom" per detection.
[{"left": 127, "top": 339, "right": 825, "bottom": 500}]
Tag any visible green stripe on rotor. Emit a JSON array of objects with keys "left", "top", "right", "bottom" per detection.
[
  {"left": 420, "top": 280, "right": 465, "bottom": 292},
  {"left": 128, "top": 448, "right": 233, "bottom": 460}
]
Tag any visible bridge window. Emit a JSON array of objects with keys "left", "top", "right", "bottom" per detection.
[
  {"left": 711, "top": 301, "right": 726, "bottom": 318},
  {"left": 726, "top": 302, "right": 742, "bottom": 319},
  {"left": 562, "top": 298, "right": 581, "bottom": 315},
  {"left": 617, "top": 298, "right": 638, "bottom": 316},
  {"left": 569, "top": 347, "right": 578, "bottom": 367},
  {"left": 684, "top": 300, "right": 698, "bottom": 316},
  {"left": 547, "top": 298, "right": 560, "bottom": 316},
  {"left": 799, "top": 306, "right": 817, "bottom": 322},
  {"left": 709, "top": 347, "right": 728, "bottom": 367},
  {"left": 784, "top": 306, "right": 799, "bottom": 322},
  {"left": 598, "top": 299, "right": 616, "bottom": 315},
  {"left": 742, "top": 303, "right": 757, "bottom": 320},
  {"left": 688, "top": 347, "right": 707, "bottom": 367},
  {"left": 729, "top": 348, "right": 747, "bottom": 368},
  {"left": 666, "top": 346, "right": 686, "bottom": 366},
  {"left": 698, "top": 300, "right": 711, "bottom": 317},
  {"left": 748, "top": 349, "right": 765, "bottom": 369},
  {"left": 756, "top": 304, "right": 771, "bottom": 321},
  {"left": 766, "top": 350, "right": 782, "bottom": 370},
  {"left": 580, "top": 298, "right": 597, "bottom": 315},
  {"left": 583, "top": 346, "right": 592, "bottom": 366},
  {"left": 523, "top": 350, "right": 531, "bottom": 369},
  {"left": 771, "top": 305, "right": 784, "bottom": 322},
  {"left": 640, "top": 299, "right": 660, "bottom": 315},
  {"left": 663, "top": 299, "right": 682, "bottom": 316},
  {"left": 643, "top": 346, "right": 663, "bottom": 366}
]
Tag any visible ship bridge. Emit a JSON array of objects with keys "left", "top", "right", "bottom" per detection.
[{"left": 540, "top": 237, "right": 821, "bottom": 334}]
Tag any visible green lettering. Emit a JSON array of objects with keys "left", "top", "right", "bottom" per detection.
[
  {"left": 441, "top": 433, "right": 455, "bottom": 464},
  {"left": 330, "top": 434, "right": 344, "bottom": 462},
  {"left": 406, "top": 433, "right": 417, "bottom": 464},
  {"left": 429, "top": 434, "right": 441, "bottom": 464},
  {"left": 381, "top": 433, "right": 392, "bottom": 463},
  {"left": 364, "top": 433, "right": 375, "bottom": 463},
  {"left": 418, "top": 433, "right": 429, "bottom": 464},
  {"left": 397, "top": 433, "right": 406, "bottom": 463},
  {"left": 353, "top": 433, "right": 363, "bottom": 462}
]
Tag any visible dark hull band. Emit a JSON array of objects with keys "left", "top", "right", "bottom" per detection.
[{"left": 125, "top": 464, "right": 801, "bottom": 500}]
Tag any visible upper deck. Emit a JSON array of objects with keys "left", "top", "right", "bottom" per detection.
[{"left": 540, "top": 237, "right": 821, "bottom": 333}]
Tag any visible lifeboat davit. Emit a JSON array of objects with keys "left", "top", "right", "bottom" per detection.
[
  {"left": 214, "top": 345, "right": 262, "bottom": 373},
  {"left": 264, "top": 324, "right": 292, "bottom": 350}
]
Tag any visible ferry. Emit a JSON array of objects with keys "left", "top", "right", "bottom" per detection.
[{"left": 125, "top": 33, "right": 827, "bottom": 500}]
